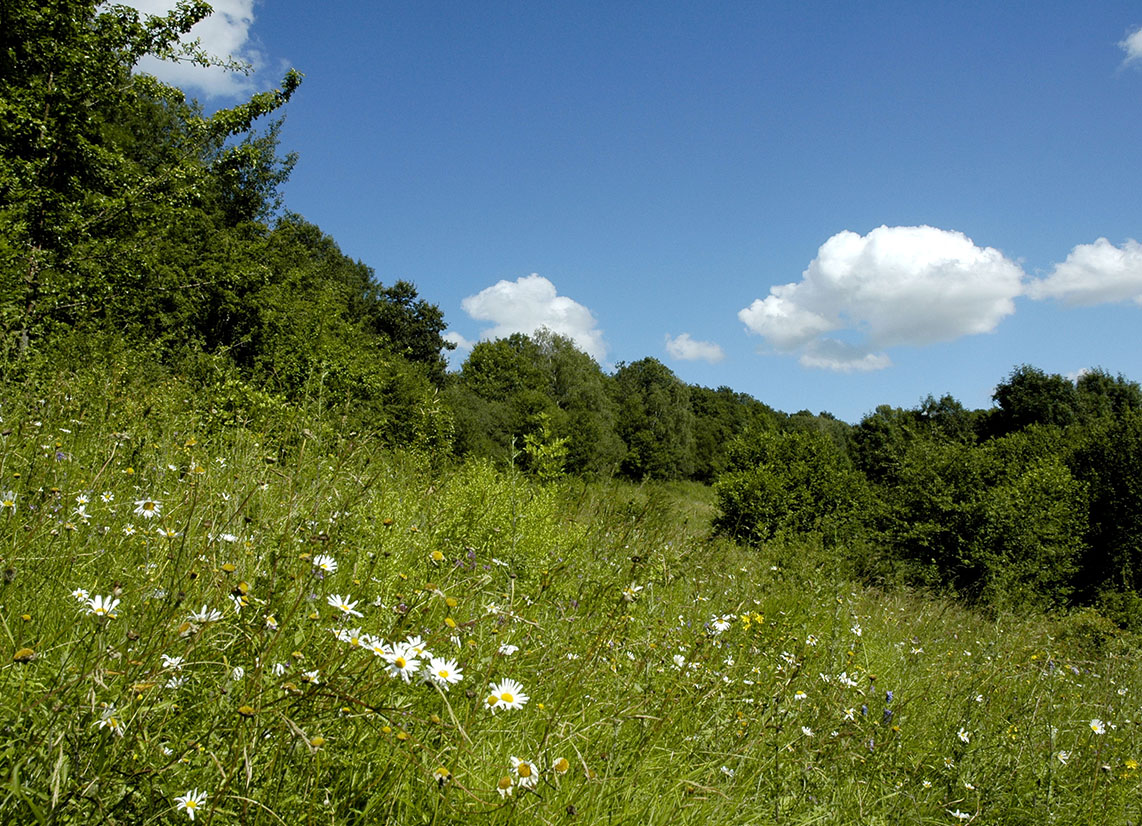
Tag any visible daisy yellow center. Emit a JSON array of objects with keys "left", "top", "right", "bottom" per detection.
[
  {"left": 185, "top": 800, "right": 197, "bottom": 810},
  {"left": 501, "top": 692, "right": 514, "bottom": 703},
  {"left": 554, "top": 758, "right": 569, "bottom": 773},
  {"left": 487, "top": 695, "right": 498, "bottom": 706},
  {"left": 394, "top": 657, "right": 406, "bottom": 668},
  {"left": 144, "top": 503, "right": 155, "bottom": 511},
  {"left": 438, "top": 669, "right": 449, "bottom": 678},
  {"left": 518, "top": 763, "right": 532, "bottom": 778},
  {"left": 498, "top": 776, "right": 513, "bottom": 790}
]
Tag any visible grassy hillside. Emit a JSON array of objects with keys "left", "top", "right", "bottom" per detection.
[{"left": 1, "top": 360, "right": 1141, "bottom": 825}]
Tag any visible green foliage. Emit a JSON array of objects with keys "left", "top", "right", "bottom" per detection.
[
  {"left": 987, "top": 364, "right": 1080, "bottom": 437},
  {"left": 1070, "top": 410, "right": 1142, "bottom": 598},
  {"left": 612, "top": 357, "right": 696, "bottom": 480},
  {"left": 712, "top": 428, "right": 869, "bottom": 546},
  {"left": 690, "top": 385, "right": 780, "bottom": 482}
]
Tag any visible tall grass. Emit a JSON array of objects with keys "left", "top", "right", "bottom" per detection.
[{"left": 1, "top": 359, "right": 1140, "bottom": 824}]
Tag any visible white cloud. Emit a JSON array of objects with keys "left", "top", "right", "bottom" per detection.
[
  {"left": 739, "top": 225, "right": 1024, "bottom": 371},
  {"left": 460, "top": 274, "right": 607, "bottom": 361},
  {"left": 664, "top": 333, "right": 725, "bottom": 364},
  {"left": 1121, "top": 26, "right": 1142, "bottom": 66},
  {"left": 124, "top": 1, "right": 267, "bottom": 98},
  {"left": 1028, "top": 238, "right": 1142, "bottom": 306}
]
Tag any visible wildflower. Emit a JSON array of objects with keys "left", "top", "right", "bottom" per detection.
[
  {"left": 301, "top": 669, "right": 321, "bottom": 685},
  {"left": 552, "top": 757, "right": 570, "bottom": 775},
  {"left": 313, "top": 554, "right": 337, "bottom": 575},
  {"left": 231, "top": 666, "right": 245, "bottom": 681},
  {"left": 166, "top": 674, "right": 187, "bottom": 689},
  {"left": 187, "top": 605, "right": 223, "bottom": 623},
  {"left": 161, "top": 654, "right": 185, "bottom": 670},
  {"left": 122, "top": 524, "right": 137, "bottom": 536},
  {"left": 1090, "top": 718, "right": 1106, "bottom": 735},
  {"left": 427, "top": 656, "right": 463, "bottom": 690},
  {"left": 622, "top": 582, "right": 643, "bottom": 602},
  {"left": 95, "top": 704, "right": 125, "bottom": 736},
  {"left": 100, "top": 491, "right": 114, "bottom": 503},
  {"left": 806, "top": 634, "right": 819, "bottom": 646},
  {"left": 71, "top": 587, "right": 90, "bottom": 602},
  {"left": 87, "top": 594, "right": 120, "bottom": 619},
  {"left": 843, "top": 708, "right": 856, "bottom": 722},
  {"left": 265, "top": 615, "right": 279, "bottom": 631},
  {"left": 497, "top": 776, "right": 514, "bottom": 798},
  {"left": 720, "top": 765, "right": 735, "bottom": 779},
  {"left": 672, "top": 654, "right": 686, "bottom": 669},
  {"left": 384, "top": 642, "right": 420, "bottom": 682},
  {"left": 134, "top": 498, "right": 161, "bottom": 519},
  {"left": 433, "top": 766, "right": 452, "bottom": 786},
  {"left": 793, "top": 690, "right": 807, "bottom": 701},
  {"left": 947, "top": 810, "right": 971, "bottom": 822},
  {"left": 957, "top": 727, "right": 970, "bottom": 743},
  {"left": 155, "top": 526, "right": 179, "bottom": 539},
  {"left": 498, "top": 643, "right": 519, "bottom": 656},
  {"left": 335, "top": 627, "right": 367, "bottom": 648},
  {"left": 711, "top": 615, "right": 733, "bottom": 634},
  {"left": 801, "top": 726, "right": 814, "bottom": 737},
  {"left": 405, "top": 635, "right": 431, "bottom": 658},
  {"left": 487, "top": 678, "right": 529, "bottom": 713},
  {"left": 851, "top": 622, "right": 862, "bottom": 637},
  {"left": 327, "top": 593, "right": 363, "bottom": 618},
  {"left": 511, "top": 756, "right": 539, "bottom": 790},
  {"left": 174, "top": 789, "right": 208, "bottom": 821},
  {"left": 0, "top": 491, "right": 16, "bottom": 511}
]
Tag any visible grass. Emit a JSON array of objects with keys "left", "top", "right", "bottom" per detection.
[{"left": 1, "top": 360, "right": 1141, "bottom": 824}]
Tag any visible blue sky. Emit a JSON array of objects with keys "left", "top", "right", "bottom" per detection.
[{"left": 129, "top": 1, "right": 1142, "bottom": 422}]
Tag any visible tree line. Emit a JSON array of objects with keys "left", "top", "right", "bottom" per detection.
[{"left": 715, "top": 365, "right": 1142, "bottom": 624}]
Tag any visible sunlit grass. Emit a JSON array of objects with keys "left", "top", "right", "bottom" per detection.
[{"left": 1, "top": 363, "right": 1140, "bottom": 824}]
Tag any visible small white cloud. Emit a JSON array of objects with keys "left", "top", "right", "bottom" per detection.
[
  {"left": 460, "top": 274, "right": 606, "bottom": 361},
  {"left": 739, "top": 225, "right": 1024, "bottom": 371},
  {"left": 1028, "top": 238, "right": 1142, "bottom": 306},
  {"left": 124, "top": 1, "right": 268, "bottom": 98},
  {"left": 664, "top": 333, "right": 725, "bottom": 364},
  {"left": 1120, "top": 26, "right": 1142, "bottom": 66}
]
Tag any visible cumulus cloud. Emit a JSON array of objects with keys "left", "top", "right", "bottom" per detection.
[
  {"left": 664, "top": 333, "right": 725, "bottom": 364},
  {"left": 460, "top": 274, "right": 607, "bottom": 361},
  {"left": 739, "top": 225, "right": 1024, "bottom": 371},
  {"left": 1028, "top": 238, "right": 1142, "bottom": 306},
  {"left": 1121, "top": 26, "right": 1142, "bottom": 66},
  {"left": 124, "top": 1, "right": 267, "bottom": 98}
]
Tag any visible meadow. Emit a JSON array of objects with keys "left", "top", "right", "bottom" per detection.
[{"left": 2, "top": 362, "right": 1141, "bottom": 825}]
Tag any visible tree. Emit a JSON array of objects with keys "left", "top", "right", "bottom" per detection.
[
  {"left": 611, "top": 358, "right": 696, "bottom": 480},
  {"left": 986, "top": 365, "right": 1078, "bottom": 437},
  {"left": 0, "top": 0, "right": 301, "bottom": 354}
]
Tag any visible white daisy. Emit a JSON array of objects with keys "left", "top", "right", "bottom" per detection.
[
  {"left": 486, "top": 678, "right": 528, "bottom": 712},
  {"left": 174, "top": 788, "right": 208, "bottom": 821},
  {"left": 510, "top": 756, "right": 539, "bottom": 790},
  {"left": 426, "top": 656, "right": 463, "bottom": 690}
]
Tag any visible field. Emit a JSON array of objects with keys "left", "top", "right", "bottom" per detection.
[{"left": 2, "top": 365, "right": 1141, "bottom": 825}]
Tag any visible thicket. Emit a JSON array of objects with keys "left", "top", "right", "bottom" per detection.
[{"left": 714, "top": 366, "right": 1142, "bottom": 625}]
